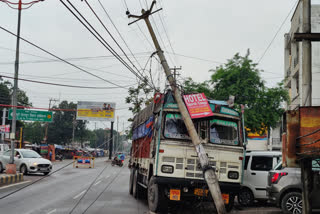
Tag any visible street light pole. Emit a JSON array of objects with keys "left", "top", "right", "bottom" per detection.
[
  {"left": 0, "top": 0, "right": 45, "bottom": 170},
  {"left": 10, "top": 0, "right": 22, "bottom": 164}
]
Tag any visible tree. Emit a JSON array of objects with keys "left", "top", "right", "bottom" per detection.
[
  {"left": 184, "top": 52, "right": 289, "bottom": 133},
  {"left": 0, "top": 78, "right": 32, "bottom": 134},
  {"left": 125, "top": 77, "right": 154, "bottom": 121},
  {"left": 47, "top": 101, "right": 87, "bottom": 145},
  {"left": 24, "top": 122, "right": 45, "bottom": 144}
]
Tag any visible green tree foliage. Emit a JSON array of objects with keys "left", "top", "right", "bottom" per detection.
[
  {"left": 125, "top": 77, "right": 153, "bottom": 121},
  {"left": 0, "top": 78, "right": 32, "bottom": 131},
  {"left": 47, "top": 101, "right": 87, "bottom": 145},
  {"left": 184, "top": 52, "right": 289, "bottom": 132},
  {"left": 24, "top": 122, "right": 45, "bottom": 144}
]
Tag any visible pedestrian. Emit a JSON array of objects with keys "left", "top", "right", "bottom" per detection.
[{"left": 49, "top": 150, "right": 52, "bottom": 161}]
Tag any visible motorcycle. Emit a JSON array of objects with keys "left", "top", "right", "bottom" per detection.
[{"left": 112, "top": 159, "right": 123, "bottom": 167}]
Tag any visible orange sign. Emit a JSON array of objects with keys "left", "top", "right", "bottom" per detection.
[
  {"left": 169, "top": 189, "right": 181, "bottom": 201},
  {"left": 183, "top": 93, "right": 213, "bottom": 119}
]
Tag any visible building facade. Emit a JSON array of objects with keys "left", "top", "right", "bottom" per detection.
[{"left": 284, "top": 2, "right": 320, "bottom": 110}]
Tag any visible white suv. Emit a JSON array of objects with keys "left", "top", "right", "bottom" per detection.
[{"left": 238, "top": 150, "right": 281, "bottom": 206}]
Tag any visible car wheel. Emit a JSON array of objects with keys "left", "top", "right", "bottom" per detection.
[
  {"left": 147, "top": 176, "right": 167, "bottom": 213},
  {"left": 43, "top": 172, "right": 50, "bottom": 176},
  {"left": 20, "top": 164, "right": 28, "bottom": 175},
  {"left": 238, "top": 188, "right": 254, "bottom": 206},
  {"left": 0, "top": 162, "right": 3, "bottom": 173},
  {"left": 281, "top": 192, "right": 302, "bottom": 214}
]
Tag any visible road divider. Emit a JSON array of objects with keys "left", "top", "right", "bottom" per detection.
[{"left": 0, "top": 173, "right": 23, "bottom": 186}]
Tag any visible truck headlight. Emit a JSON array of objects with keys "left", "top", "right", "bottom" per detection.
[
  {"left": 161, "top": 165, "right": 174, "bottom": 174},
  {"left": 228, "top": 171, "right": 239, "bottom": 179}
]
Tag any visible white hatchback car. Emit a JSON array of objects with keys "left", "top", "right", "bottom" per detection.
[
  {"left": 0, "top": 149, "right": 52, "bottom": 175},
  {"left": 238, "top": 150, "right": 282, "bottom": 206}
]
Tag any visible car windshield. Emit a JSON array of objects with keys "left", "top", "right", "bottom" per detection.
[
  {"left": 164, "top": 113, "right": 190, "bottom": 140},
  {"left": 210, "top": 119, "right": 239, "bottom": 145},
  {"left": 20, "top": 150, "right": 41, "bottom": 158}
]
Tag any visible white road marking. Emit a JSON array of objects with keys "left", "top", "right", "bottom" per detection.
[
  {"left": 73, "top": 190, "right": 86, "bottom": 199},
  {"left": 94, "top": 180, "right": 101, "bottom": 186},
  {"left": 0, "top": 180, "right": 31, "bottom": 190},
  {"left": 47, "top": 209, "right": 56, "bottom": 214},
  {"left": 105, "top": 175, "right": 110, "bottom": 179}
]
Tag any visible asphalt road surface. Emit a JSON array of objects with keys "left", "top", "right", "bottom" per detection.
[{"left": 0, "top": 158, "right": 283, "bottom": 214}]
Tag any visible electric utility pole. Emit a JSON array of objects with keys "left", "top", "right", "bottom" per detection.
[
  {"left": 170, "top": 66, "right": 182, "bottom": 81},
  {"left": 1, "top": 108, "right": 7, "bottom": 143},
  {"left": 293, "top": 0, "right": 320, "bottom": 213},
  {"left": 128, "top": 2, "right": 226, "bottom": 213},
  {"left": 109, "top": 121, "right": 114, "bottom": 160},
  {"left": 44, "top": 98, "right": 58, "bottom": 144},
  {"left": 0, "top": 0, "right": 44, "bottom": 168}
]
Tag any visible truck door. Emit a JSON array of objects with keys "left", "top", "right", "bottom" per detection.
[{"left": 247, "top": 156, "right": 273, "bottom": 199}]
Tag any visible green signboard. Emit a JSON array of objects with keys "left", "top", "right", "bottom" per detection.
[{"left": 9, "top": 109, "right": 53, "bottom": 122}]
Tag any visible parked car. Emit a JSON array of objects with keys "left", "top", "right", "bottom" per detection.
[
  {"left": 267, "top": 159, "right": 320, "bottom": 214},
  {"left": 238, "top": 150, "right": 282, "bottom": 206},
  {"left": 0, "top": 149, "right": 52, "bottom": 175}
]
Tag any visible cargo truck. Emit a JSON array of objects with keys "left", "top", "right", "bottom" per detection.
[{"left": 128, "top": 91, "right": 245, "bottom": 212}]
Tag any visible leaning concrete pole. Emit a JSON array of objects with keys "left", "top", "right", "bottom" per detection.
[
  {"left": 301, "top": 0, "right": 312, "bottom": 213},
  {"left": 128, "top": 2, "right": 226, "bottom": 213}
]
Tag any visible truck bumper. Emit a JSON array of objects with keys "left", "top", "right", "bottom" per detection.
[{"left": 154, "top": 176, "right": 241, "bottom": 194}]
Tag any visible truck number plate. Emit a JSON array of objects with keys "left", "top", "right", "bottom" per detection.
[
  {"left": 222, "top": 193, "right": 229, "bottom": 204},
  {"left": 194, "top": 188, "right": 208, "bottom": 196},
  {"left": 169, "top": 189, "right": 181, "bottom": 201}
]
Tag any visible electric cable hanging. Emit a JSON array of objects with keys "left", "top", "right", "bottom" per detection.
[
  {"left": 0, "top": 25, "right": 129, "bottom": 89},
  {"left": 60, "top": 0, "right": 154, "bottom": 89}
]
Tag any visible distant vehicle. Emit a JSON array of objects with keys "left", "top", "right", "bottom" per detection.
[
  {"left": 238, "top": 151, "right": 282, "bottom": 206},
  {"left": 0, "top": 143, "right": 9, "bottom": 156},
  {"left": 0, "top": 149, "right": 52, "bottom": 175},
  {"left": 267, "top": 159, "right": 320, "bottom": 214}
]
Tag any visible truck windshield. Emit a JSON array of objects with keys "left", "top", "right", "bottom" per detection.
[
  {"left": 164, "top": 113, "right": 190, "bottom": 140},
  {"left": 210, "top": 119, "right": 238, "bottom": 145}
]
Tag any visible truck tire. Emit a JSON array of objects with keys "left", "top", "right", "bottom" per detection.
[
  {"left": 133, "top": 169, "right": 143, "bottom": 199},
  {"left": 129, "top": 168, "right": 134, "bottom": 195},
  {"left": 147, "top": 176, "right": 167, "bottom": 213},
  {"left": 281, "top": 192, "right": 302, "bottom": 214},
  {"left": 225, "top": 194, "right": 235, "bottom": 212}
]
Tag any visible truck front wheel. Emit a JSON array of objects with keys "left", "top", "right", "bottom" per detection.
[{"left": 147, "top": 176, "right": 167, "bottom": 212}]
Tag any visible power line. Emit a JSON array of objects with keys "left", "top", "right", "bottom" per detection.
[
  {"left": 0, "top": 25, "right": 130, "bottom": 89},
  {"left": 83, "top": 0, "right": 147, "bottom": 81},
  {"left": 0, "top": 45, "right": 146, "bottom": 80},
  {"left": 257, "top": 0, "right": 299, "bottom": 63},
  {"left": 0, "top": 160, "right": 74, "bottom": 200},
  {"left": 97, "top": 0, "right": 144, "bottom": 71},
  {"left": 69, "top": 163, "right": 111, "bottom": 214},
  {"left": 0, "top": 74, "right": 135, "bottom": 89},
  {"left": 60, "top": 0, "right": 153, "bottom": 89}
]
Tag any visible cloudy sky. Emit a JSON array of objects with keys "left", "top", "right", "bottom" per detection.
[{"left": 1, "top": 0, "right": 319, "bottom": 130}]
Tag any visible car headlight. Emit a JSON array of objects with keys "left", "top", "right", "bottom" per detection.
[
  {"left": 33, "top": 162, "right": 38, "bottom": 166},
  {"left": 161, "top": 165, "right": 174, "bottom": 174},
  {"left": 228, "top": 171, "right": 239, "bottom": 179}
]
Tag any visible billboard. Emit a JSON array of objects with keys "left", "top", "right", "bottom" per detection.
[
  {"left": 77, "top": 101, "right": 116, "bottom": 121},
  {"left": 0, "top": 125, "right": 10, "bottom": 133},
  {"left": 183, "top": 93, "right": 213, "bottom": 119}
]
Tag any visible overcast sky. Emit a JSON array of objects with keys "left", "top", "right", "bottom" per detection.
[{"left": 1, "top": 0, "right": 319, "bottom": 131}]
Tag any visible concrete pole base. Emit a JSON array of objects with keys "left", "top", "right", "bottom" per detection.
[{"left": 5, "top": 164, "right": 17, "bottom": 174}]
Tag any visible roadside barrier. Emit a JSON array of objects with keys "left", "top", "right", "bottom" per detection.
[
  {"left": 0, "top": 173, "right": 23, "bottom": 185},
  {"left": 73, "top": 156, "right": 95, "bottom": 168}
]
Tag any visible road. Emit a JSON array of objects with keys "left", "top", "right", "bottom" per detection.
[{"left": 0, "top": 158, "right": 282, "bottom": 214}]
